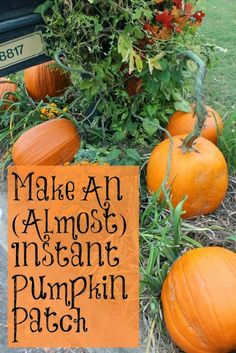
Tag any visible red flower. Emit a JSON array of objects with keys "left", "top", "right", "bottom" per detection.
[
  {"left": 155, "top": 9, "right": 173, "bottom": 28},
  {"left": 175, "top": 26, "right": 183, "bottom": 33},
  {"left": 185, "top": 2, "right": 193, "bottom": 16},
  {"left": 143, "top": 22, "right": 152, "bottom": 31},
  {"left": 173, "top": 0, "right": 182, "bottom": 9},
  {"left": 193, "top": 11, "right": 205, "bottom": 23}
]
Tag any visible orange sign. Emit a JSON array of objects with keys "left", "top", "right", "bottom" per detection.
[{"left": 8, "top": 166, "right": 139, "bottom": 348}]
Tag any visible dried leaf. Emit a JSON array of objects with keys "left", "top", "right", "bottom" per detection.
[
  {"left": 148, "top": 53, "right": 164, "bottom": 74},
  {"left": 134, "top": 53, "right": 143, "bottom": 73},
  {"left": 158, "top": 27, "right": 172, "bottom": 40}
]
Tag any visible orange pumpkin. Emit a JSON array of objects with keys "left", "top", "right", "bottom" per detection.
[
  {"left": 24, "top": 60, "right": 71, "bottom": 101},
  {"left": 146, "top": 134, "right": 228, "bottom": 218},
  {"left": 12, "top": 118, "right": 80, "bottom": 165},
  {"left": 0, "top": 78, "right": 17, "bottom": 109},
  {"left": 162, "top": 247, "right": 236, "bottom": 353},
  {"left": 165, "top": 105, "right": 223, "bottom": 144}
]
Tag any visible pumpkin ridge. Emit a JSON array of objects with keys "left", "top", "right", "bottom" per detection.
[
  {"left": 57, "top": 136, "right": 79, "bottom": 163},
  {"left": 162, "top": 274, "right": 207, "bottom": 353},
  {"left": 213, "top": 253, "right": 236, "bottom": 350},
  {"left": 24, "top": 61, "right": 70, "bottom": 101},
  {"left": 12, "top": 118, "right": 80, "bottom": 165},
  {"left": 42, "top": 64, "right": 50, "bottom": 98},
  {"left": 0, "top": 78, "right": 17, "bottom": 109},
  {"left": 34, "top": 135, "right": 79, "bottom": 165},
  {"left": 50, "top": 66, "right": 58, "bottom": 96},
  {"left": 216, "top": 253, "right": 236, "bottom": 278},
  {"left": 189, "top": 257, "right": 226, "bottom": 349},
  {"left": 13, "top": 120, "right": 68, "bottom": 162},
  {"left": 178, "top": 260, "right": 217, "bottom": 345},
  {"left": 170, "top": 267, "right": 213, "bottom": 350}
]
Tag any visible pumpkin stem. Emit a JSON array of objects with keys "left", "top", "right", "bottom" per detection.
[
  {"left": 177, "top": 51, "right": 207, "bottom": 153},
  {"left": 54, "top": 50, "right": 95, "bottom": 79}
]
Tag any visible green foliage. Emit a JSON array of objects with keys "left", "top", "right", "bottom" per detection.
[
  {"left": 139, "top": 189, "right": 203, "bottom": 349},
  {"left": 218, "top": 111, "right": 236, "bottom": 174},
  {"left": 140, "top": 193, "right": 202, "bottom": 296},
  {"left": 73, "top": 144, "right": 143, "bottom": 166},
  {"left": 37, "top": 0, "right": 211, "bottom": 143},
  {"left": 200, "top": 0, "right": 236, "bottom": 110}
]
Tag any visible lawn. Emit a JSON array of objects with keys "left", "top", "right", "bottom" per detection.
[{"left": 201, "top": 0, "right": 236, "bottom": 113}]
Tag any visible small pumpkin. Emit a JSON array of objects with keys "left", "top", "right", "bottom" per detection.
[
  {"left": 24, "top": 60, "right": 71, "bottom": 101},
  {"left": 146, "top": 134, "right": 228, "bottom": 218},
  {"left": 162, "top": 247, "right": 236, "bottom": 353},
  {"left": 165, "top": 105, "right": 223, "bottom": 144},
  {"left": 12, "top": 118, "right": 80, "bottom": 165},
  {"left": 0, "top": 78, "right": 17, "bottom": 109}
]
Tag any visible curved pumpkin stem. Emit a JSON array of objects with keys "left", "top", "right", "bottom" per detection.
[
  {"left": 177, "top": 51, "right": 207, "bottom": 153},
  {"left": 54, "top": 50, "right": 95, "bottom": 79}
]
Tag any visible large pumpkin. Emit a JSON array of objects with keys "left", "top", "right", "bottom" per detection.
[
  {"left": 24, "top": 60, "right": 71, "bottom": 101},
  {"left": 12, "top": 118, "right": 80, "bottom": 165},
  {"left": 0, "top": 78, "right": 17, "bottom": 108},
  {"left": 161, "top": 247, "right": 236, "bottom": 353},
  {"left": 146, "top": 135, "right": 228, "bottom": 218},
  {"left": 166, "top": 106, "right": 223, "bottom": 144}
]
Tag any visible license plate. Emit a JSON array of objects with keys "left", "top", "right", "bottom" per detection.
[{"left": 0, "top": 32, "right": 44, "bottom": 70}]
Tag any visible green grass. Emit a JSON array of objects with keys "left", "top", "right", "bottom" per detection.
[
  {"left": 199, "top": 0, "right": 236, "bottom": 174},
  {"left": 200, "top": 0, "right": 236, "bottom": 113}
]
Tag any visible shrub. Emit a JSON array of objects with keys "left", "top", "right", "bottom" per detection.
[{"left": 37, "top": 0, "right": 211, "bottom": 143}]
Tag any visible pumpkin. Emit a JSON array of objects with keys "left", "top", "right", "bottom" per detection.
[
  {"left": 161, "top": 247, "right": 236, "bottom": 353},
  {"left": 147, "top": 51, "right": 228, "bottom": 218},
  {"left": 146, "top": 134, "right": 228, "bottom": 218},
  {"left": 165, "top": 105, "right": 223, "bottom": 144},
  {"left": 12, "top": 118, "right": 80, "bottom": 165},
  {"left": 24, "top": 60, "right": 71, "bottom": 101},
  {"left": 0, "top": 78, "right": 17, "bottom": 109}
]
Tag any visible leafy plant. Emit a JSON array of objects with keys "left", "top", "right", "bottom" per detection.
[
  {"left": 139, "top": 190, "right": 203, "bottom": 351},
  {"left": 36, "top": 0, "right": 212, "bottom": 143},
  {"left": 140, "top": 195, "right": 202, "bottom": 296}
]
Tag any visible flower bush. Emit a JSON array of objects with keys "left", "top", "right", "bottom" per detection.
[
  {"left": 37, "top": 0, "right": 209, "bottom": 143},
  {"left": 37, "top": 1, "right": 209, "bottom": 145}
]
